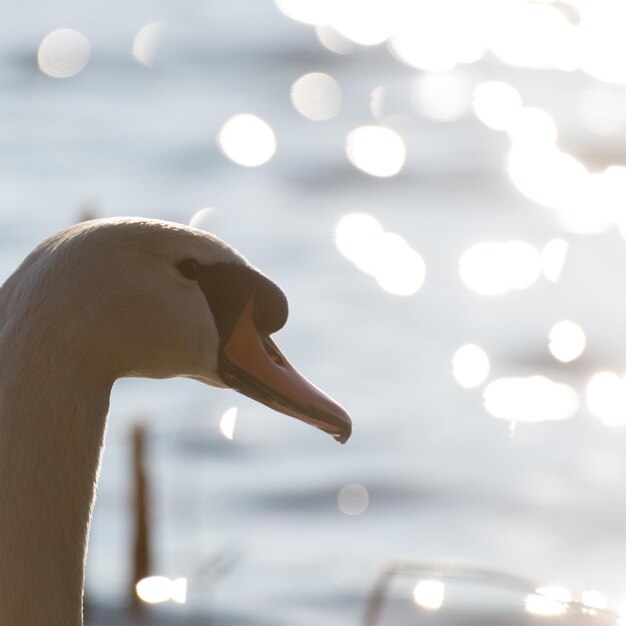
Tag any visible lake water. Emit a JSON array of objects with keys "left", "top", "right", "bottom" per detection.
[{"left": 4, "top": 1, "right": 626, "bottom": 624}]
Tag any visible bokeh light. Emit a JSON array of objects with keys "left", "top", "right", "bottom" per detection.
[
  {"left": 507, "top": 107, "right": 558, "bottom": 148},
  {"left": 188, "top": 207, "right": 216, "bottom": 230},
  {"left": 274, "top": 0, "right": 332, "bottom": 25},
  {"left": 472, "top": 81, "right": 523, "bottom": 131},
  {"left": 290, "top": 72, "right": 341, "bottom": 121},
  {"left": 132, "top": 22, "right": 165, "bottom": 67},
  {"left": 315, "top": 25, "right": 356, "bottom": 54},
  {"left": 587, "top": 372, "right": 626, "bottom": 426},
  {"left": 373, "top": 234, "right": 426, "bottom": 296},
  {"left": 541, "top": 239, "right": 568, "bottom": 282},
  {"left": 274, "top": 0, "right": 626, "bottom": 91},
  {"left": 218, "top": 114, "right": 276, "bottom": 167},
  {"left": 548, "top": 320, "right": 586, "bottom": 363},
  {"left": 369, "top": 86, "right": 386, "bottom": 119},
  {"left": 413, "top": 580, "right": 445, "bottom": 610},
  {"left": 578, "top": 2, "right": 626, "bottom": 84},
  {"left": 335, "top": 212, "right": 384, "bottom": 273},
  {"left": 459, "top": 242, "right": 509, "bottom": 296},
  {"left": 459, "top": 241, "right": 542, "bottom": 296},
  {"left": 38, "top": 29, "right": 91, "bottom": 78},
  {"left": 345, "top": 125, "right": 406, "bottom": 177},
  {"left": 389, "top": 30, "right": 458, "bottom": 73},
  {"left": 412, "top": 71, "right": 472, "bottom": 122},
  {"left": 525, "top": 586, "right": 570, "bottom": 616},
  {"left": 505, "top": 241, "right": 543, "bottom": 289},
  {"left": 388, "top": 2, "right": 485, "bottom": 72},
  {"left": 489, "top": 2, "right": 576, "bottom": 71},
  {"left": 279, "top": 0, "right": 394, "bottom": 46},
  {"left": 219, "top": 407, "right": 238, "bottom": 440},
  {"left": 136, "top": 576, "right": 187, "bottom": 604},
  {"left": 330, "top": 0, "right": 393, "bottom": 46},
  {"left": 452, "top": 344, "right": 490, "bottom": 388},
  {"left": 582, "top": 590, "right": 609, "bottom": 611},
  {"left": 335, "top": 213, "right": 425, "bottom": 296},
  {"left": 484, "top": 376, "right": 579, "bottom": 423},
  {"left": 579, "top": 89, "right": 625, "bottom": 136},
  {"left": 489, "top": 80, "right": 626, "bottom": 236},
  {"left": 507, "top": 146, "right": 588, "bottom": 215},
  {"left": 337, "top": 483, "right": 369, "bottom": 516}
]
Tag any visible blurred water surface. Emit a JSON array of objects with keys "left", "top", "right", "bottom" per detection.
[{"left": 5, "top": 1, "right": 626, "bottom": 625}]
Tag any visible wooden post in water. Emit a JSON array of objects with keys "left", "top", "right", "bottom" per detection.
[{"left": 130, "top": 422, "right": 152, "bottom": 618}]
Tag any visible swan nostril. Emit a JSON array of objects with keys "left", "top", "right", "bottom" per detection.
[
  {"left": 262, "top": 337, "right": 285, "bottom": 366},
  {"left": 177, "top": 259, "right": 199, "bottom": 280}
]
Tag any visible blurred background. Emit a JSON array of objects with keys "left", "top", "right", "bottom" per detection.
[{"left": 4, "top": 0, "right": 626, "bottom": 624}]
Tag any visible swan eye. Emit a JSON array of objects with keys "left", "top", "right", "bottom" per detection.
[{"left": 177, "top": 259, "right": 200, "bottom": 280}]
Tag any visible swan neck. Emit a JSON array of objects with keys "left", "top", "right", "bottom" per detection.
[{"left": 0, "top": 342, "right": 112, "bottom": 626}]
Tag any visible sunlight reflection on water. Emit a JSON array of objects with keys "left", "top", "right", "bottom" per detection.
[
  {"left": 483, "top": 91, "right": 626, "bottom": 234},
  {"left": 548, "top": 320, "right": 586, "bottom": 363},
  {"left": 472, "top": 81, "right": 523, "bottom": 130},
  {"left": 413, "top": 580, "right": 445, "bottom": 610},
  {"left": 345, "top": 125, "right": 406, "bottom": 178},
  {"left": 335, "top": 213, "right": 425, "bottom": 295},
  {"left": 276, "top": 0, "right": 626, "bottom": 90},
  {"left": 274, "top": 0, "right": 332, "bottom": 26},
  {"left": 452, "top": 344, "right": 490, "bottom": 389},
  {"left": 540, "top": 239, "right": 568, "bottom": 282},
  {"left": 369, "top": 86, "right": 386, "bottom": 120},
  {"left": 132, "top": 22, "right": 166, "bottom": 67},
  {"left": 188, "top": 207, "right": 216, "bottom": 229},
  {"left": 587, "top": 373, "right": 626, "bottom": 426},
  {"left": 388, "top": 2, "right": 485, "bottom": 72},
  {"left": 412, "top": 71, "right": 472, "bottom": 122},
  {"left": 136, "top": 576, "right": 187, "bottom": 605},
  {"left": 579, "top": 88, "right": 625, "bottom": 136},
  {"left": 507, "top": 107, "right": 558, "bottom": 148},
  {"left": 219, "top": 407, "right": 238, "bottom": 441},
  {"left": 38, "top": 29, "right": 90, "bottom": 78},
  {"left": 583, "top": 590, "right": 609, "bottom": 612},
  {"left": 490, "top": 2, "right": 576, "bottom": 71},
  {"left": 290, "top": 72, "right": 341, "bottom": 121},
  {"left": 218, "top": 114, "right": 276, "bottom": 167},
  {"left": 315, "top": 24, "right": 355, "bottom": 54},
  {"left": 337, "top": 483, "right": 370, "bottom": 516},
  {"left": 484, "top": 376, "right": 579, "bottom": 423},
  {"left": 330, "top": 0, "right": 394, "bottom": 46},
  {"left": 579, "top": 2, "right": 626, "bottom": 84},
  {"left": 459, "top": 241, "right": 542, "bottom": 296},
  {"left": 525, "top": 585, "right": 570, "bottom": 616},
  {"left": 367, "top": 562, "right": 620, "bottom": 625}
]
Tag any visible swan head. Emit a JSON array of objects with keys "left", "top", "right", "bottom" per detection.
[{"left": 5, "top": 217, "right": 351, "bottom": 443}]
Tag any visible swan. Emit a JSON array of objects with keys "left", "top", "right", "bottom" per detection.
[{"left": 0, "top": 217, "right": 351, "bottom": 626}]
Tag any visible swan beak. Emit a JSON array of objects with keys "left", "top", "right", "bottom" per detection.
[{"left": 218, "top": 298, "right": 352, "bottom": 443}]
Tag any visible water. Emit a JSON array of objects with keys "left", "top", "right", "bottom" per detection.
[{"left": 4, "top": 1, "right": 626, "bottom": 624}]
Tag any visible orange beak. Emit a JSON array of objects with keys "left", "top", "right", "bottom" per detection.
[{"left": 218, "top": 297, "right": 352, "bottom": 443}]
